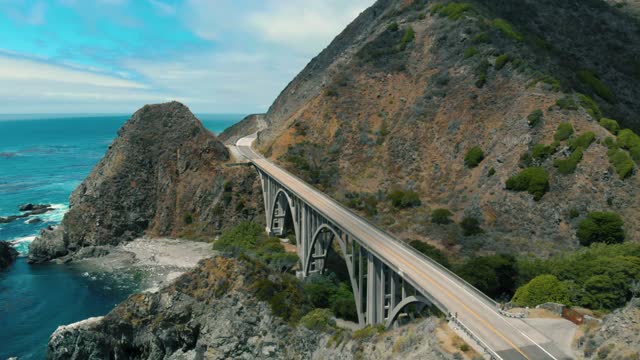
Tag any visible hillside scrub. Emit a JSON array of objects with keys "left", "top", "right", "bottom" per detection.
[
  {"left": 554, "top": 122, "right": 574, "bottom": 141},
  {"left": 494, "top": 54, "right": 511, "bottom": 70},
  {"left": 527, "top": 110, "right": 543, "bottom": 127},
  {"left": 409, "top": 240, "right": 450, "bottom": 268},
  {"left": 608, "top": 148, "right": 635, "bottom": 179},
  {"left": 516, "top": 243, "right": 640, "bottom": 310},
  {"left": 492, "top": 18, "right": 523, "bottom": 41},
  {"left": 568, "top": 132, "right": 596, "bottom": 151},
  {"left": 387, "top": 189, "right": 421, "bottom": 209},
  {"left": 512, "top": 275, "right": 571, "bottom": 307},
  {"left": 431, "top": 208, "right": 453, "bottom": 224},
  {"left": 577, "top": 212, "right": 625, "bottom": 246},
  {"left": 455, "top": 254, "right": 517, "bottom": 299},
  {"left": 505, "top": 167, "right": 550, "bottom": 201},
  {"left": 431, "top": 2, "right": 475, "bottom": 20},
  {"left": 577, "top": 70, "right": 614, "bottom": 103},
  {"left": 464, "top": 146, "right": 485, "bottom": 168},
  {"left": 554, "top": 147, "right": 584, "bottom": 175},
  {"left": 599, "top": 118, "right": 620, "bottom": 134},
  {"left": 460, "top": 216, "right": 483, "bottom": 236}
]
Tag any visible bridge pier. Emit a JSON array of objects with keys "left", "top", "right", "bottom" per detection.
[{"left": 256, "top": 168, "right": 431, "bottom": 329}]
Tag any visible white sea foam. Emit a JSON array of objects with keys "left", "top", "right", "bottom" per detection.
[{"left": 8, "top": 236, "right": 36, "bottom": 256}]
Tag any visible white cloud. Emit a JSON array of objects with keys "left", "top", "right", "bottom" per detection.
[
  {"left": 0, "top": 55, "right": 148, "bottom": 89},
  {"left": 148, "top": 0, "right": 175, "bottom": 16},
  {"left": 247, "top": 0, "right": 373, "bottom": 55}
]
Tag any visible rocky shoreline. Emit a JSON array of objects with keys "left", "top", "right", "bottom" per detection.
[{"left": 0, "top": 203, "right": 54, "bottom": 224}]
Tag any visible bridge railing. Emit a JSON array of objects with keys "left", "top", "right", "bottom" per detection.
[
  {"left": 450, "top": 315, "right": 503, "bottom": 360},
  {"left": 250, "top": 158, "right": 501, "bottom": 313}
]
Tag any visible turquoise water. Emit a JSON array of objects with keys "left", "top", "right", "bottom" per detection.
[{"left": 0, "top": 114, "right": 242, "bottom": 359}]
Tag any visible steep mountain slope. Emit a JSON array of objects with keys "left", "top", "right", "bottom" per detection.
[
  {"left": 257, "top": 0, "right": 640, "bottom": 256},
  {"left": 29, "top": 102, "right": 263, "bottom": 263}
]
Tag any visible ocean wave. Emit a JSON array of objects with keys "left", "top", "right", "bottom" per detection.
[{"left": 7, "top": 236, "right": 36, "bottom": 256}]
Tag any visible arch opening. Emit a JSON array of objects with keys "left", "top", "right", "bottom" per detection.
[
  {"left": 385, "top": 295, "right": 432, "bottom": 329},
  {"left": 269, "top": 190, "right": 297, "bottom": 244}
]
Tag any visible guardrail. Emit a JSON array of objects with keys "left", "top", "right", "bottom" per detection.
[{"left": 450, "top": 315, "right": 503, "bottom": 360}]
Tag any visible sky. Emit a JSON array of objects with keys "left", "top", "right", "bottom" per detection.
[{"left": 0, "top": 0, "right": 374, "bottom": 114}]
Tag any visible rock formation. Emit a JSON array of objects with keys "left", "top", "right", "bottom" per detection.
[
  {"left": 28, "top": 102, "right": 263, "bottom": 263},
  {"left": 48, "top": 256, "right": 449, "bottom": 360},
  {"left": 0, "top": 241, "right": 18, "bottom": 270}
]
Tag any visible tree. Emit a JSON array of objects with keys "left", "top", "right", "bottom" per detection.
[
  {"left": 431, "top": 208, "right": 453, "bottom": 224},
  {"left": 409, "top": 240, "right": 450, "bottom": 268},
  {"left": 580, "top": 274, "right": 628, "bottom": 310},
  {"left": 577, "top": 212, "right": 625, "bottom": 246},
  {"left": 464, "top": 147, "right": 485, "bottom": 168},
  {"left": 512, "top": 275, "right": 571, "bottom": 307},
  {"left": 456, "top": 254, "right": 518, "bottom": 299},
  {"left": 460, "top": 216, "right": 483, "bottom": 236},
  {"left": 505, "top": 167, "right": 550, "bottom": 201}
]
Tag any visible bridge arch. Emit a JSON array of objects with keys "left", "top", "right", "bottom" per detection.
[
  {"left": 384, "top": 295, "right": 431, "bottom": 329},
  {"left": 304, "top": 223, "right": 346, "bottom": 276},
  {"left": 269, "top": 188, "right": 298, "bottom": 241}
]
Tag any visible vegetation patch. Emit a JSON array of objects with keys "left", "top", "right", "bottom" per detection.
[
  {"left": 353, "top": 324, "right": 385, "bottom": 340},
  {"left": 409, "top": 240, "right": 450, "bottom": 268},
  {"left": 506, "top": 167, "right": 550, "bottom": 201},
  {"left": 512, "top": 275, "right": 571, "bottom": 307},
  {"left": 494, "top": 54, "right": 511, "bottom": 70},
  {"left": 578, "top": 93, "right": 603, "bottom": 120},
  {"left": 577, "top": 70, "right": 614, "bottom": 103},
  {"left": 303, "top": 273, "right": 358, "bottom": 322},
  {"left": 387, "top": 189, "right": 421, "bottom": 209},
  {"left": 464, "top": 146, "right": 485, "bottom": 168},
  {"left": 531, "top": 143, "right": 557, "bottom": 161},
  {"left": 345, "top": 192, "right": 379, "bottom": 216},
  {"left": 431, "top": 208, "right": 453, "bottom": 225},
  {"left": 431, "top": 2, "right": 475, "bottom": 20},
  {"left": 528, "top": 75, "right": 561, "bottom": 92},
  {"left": 527, "top": 110, "right": 543, "bottom": 127},
  {"left": 556, "top": 96, "right": 579, "bottom": 111},
  {"left": 455, "top": 254, "right": 517, "bottom": 299},
  {"left": 577, "top": 212, "right": 625, "bottom": 246},
  {"left": 299, "top": 308, "right": 336, "bottom": 332},
  {"left": 492, "top": 18, "right": 523, "bottom": 41},
  {"left": 463, "top": 47, "right": 478, "bottom": 59},
  {"left": 608, "top": 148, "right": 635, "bottom": 179},
  {"left": 599, "top": 118, "right": 620, "bottom": 135},
  {"left": 569, "top": 132, "right": 596, "bottom": 151},
  {"left": 554, "top": 122, "right": 574, "bottom": 142},
  {"left": 472, "top": 32, "right": 490, "bottom": 43},
  {"left": 474, "top": 60, "right": 491, "bottom": 88},
  {"left": 460, "top": 216, "right": 483, "bottom": 236},
  {"left": 554, "top": 147, "right": 584, "bottom": 175}
]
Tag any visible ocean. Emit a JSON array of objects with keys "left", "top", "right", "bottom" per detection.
[{"left": 0, "top": 114, "right": 243, "bottom": 359}]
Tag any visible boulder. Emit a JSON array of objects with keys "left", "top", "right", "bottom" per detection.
[
  {"left": 0, "top": 241, "right": 18, "bottom": 270},
  {"left": 27, "top": 217, "right": 43, "bottom": 224},
  {"left": 28, "top": 226, "right": 68, "bottom": 264}
]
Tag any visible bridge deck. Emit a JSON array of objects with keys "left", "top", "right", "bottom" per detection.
[{"left": 236, "top": 136, "right": 568, "bottom": 360}]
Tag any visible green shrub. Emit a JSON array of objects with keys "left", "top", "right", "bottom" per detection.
[
  {"left": 527, "top": 110, "right": 543, "bottom": 127},
  {"left": 578, "top": 93, "right": 603, "bottom": 120},
  {"left": 617, "top": 129, "right": 640, "bottom": 150},
  {"left": 568, "top": 132, "right": 596, "bottom": 151},
  {"left": 184, "top": 213, "right": 193, "bottom": 225},
  {"left": 472, "top": 32, "right": 490, "bottom": 43},
  {"left": 399, "top": 27, "right": 415, "bottom": 49},
  {"left": 460, "top": 216, "right": 483, "bottom": 236},
  {"left": 528, "top": 75, "right": 560, "bottom": 91},
  {"left": 492, "top": 18, "right": 523, "bottom": 41},
  {"left": 474, "top": 60, "right": 490, "bottom": 88},
  {"left": 387, "top": 22, "right": 399, "bottom": 31},
  {"left": 433, "top": 2, "right": 475, "bottom": 20},
  {"left": 512, "top": 275, "right": 571, "bottom": 307},
  {"left": 554, "top": 122, "right": 574, "bottom": 142},
  {"left": 455, "top": 254, "right": 517, "bottom": 298},
  {"left": 387, "top": 189, "right": 421, "bottom": 208},
  {"left": 299, "top": 308, "right": 335, "bottom": 332},
  {"left": 630, "top": 146, "right": 640, "bottom": 164},
  {"left": 577, "top": 212, "right": 625, "bottom": 246},
  {"left": 464, "top": 146, "right": 485, "bottom": 168},
  {"left": 214, "top": 221, "right": 263, "bottom": 252},
  {"left": 330, "top": 282, "right": 358, "bottom": 321},
  {"left": 581, "top": 274, "right": 629, "bottom": 310},
  {"left": 569, "top": 208, "right": 580, "bottom": 219},
  {"left": 554, "top": 147, "right": 584, "bottom": 175},
  {"left": 487, "top": 167, "right": 496, "bottom": 177},
  {"left": 608, "top": 148, "right": 635, "bottom": 179},
  {"left": 495, "top": 54, "right": 511, "bottom": 70},
  {"left": 505, "top": 167, "right": 550, "bottom": 201},
  {"left": 599, "top": 118, "right": 620, "bottom": 135},
  {"left": 577, "top": 70, "right": 614, "bottom": 103},
  {"left": 460, "top": 344, "right": 470, "bottom": 352},
  {"left": 353, "top": 324, "right": 385, "bottom": 340},
  {"left": 409, "top": 240, "right": 450, "bottom": 268},
  {"left": 464, "top": 47, "right": 478, "bottom": 59},
  {"left": 431, "top": 208, "right": 453, "bottom": 225},
  {"left": 556, "top": 96, "right": 578, "bottom": 110},
  {"left": 531, "top": 143, "right": 556, "bottom": 160}
]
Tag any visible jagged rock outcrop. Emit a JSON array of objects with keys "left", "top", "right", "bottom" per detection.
[
  {"left": 257, "top": 0, "right": 640, "bottom": 255},
  {"left": 28, "top": 102, "right": 263, "bottom": 263},
  {"left": 575, "top": 298, "right": 640, "bottom": 359},
  {"left": 48, "top": 256, "right": 450, "bottom": 360},
  {"left": 218, "top": 114, "right": 266, "bottom": 145},
  {"left": 0, "top": 241, "right": 18, "bottom": 270}
]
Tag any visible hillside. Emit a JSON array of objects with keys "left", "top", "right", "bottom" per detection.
[
  {"left": 255, "top": 0, "right": 640, "bottom": 256},
  {"left": 29, "top": 102, "right": 263, "bottom": 263}
]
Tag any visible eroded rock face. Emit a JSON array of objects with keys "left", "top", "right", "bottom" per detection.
[
  {"left": 0, "top": 241, "right": 18, "bottom": 270},
  {"left": 28, "top": 102, "right": 263, "bottom": 263},
  {"left": 47, "top": 257, "right": 449, "bottom": 360}
]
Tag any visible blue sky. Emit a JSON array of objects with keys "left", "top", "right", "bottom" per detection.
[{"left": 0, "top": 0, "right": 373, "bottom": 114}]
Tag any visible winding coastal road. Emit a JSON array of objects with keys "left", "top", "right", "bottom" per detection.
[{"left": 234, "top": 134, "right": 571, "bottom": 360}]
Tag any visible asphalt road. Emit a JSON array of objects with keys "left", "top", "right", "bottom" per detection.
[{"left": 235, "top": 135, "right": 570, "bottom": 360}]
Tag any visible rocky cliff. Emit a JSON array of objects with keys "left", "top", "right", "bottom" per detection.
[
  {"left": 257, "top": 0, "right": 640, "bottom": 256},
  {"left": 0, "top": 241, "right": 18, "bottom": 270},
  {"left": 218, "top": 114, "right": 266, "bottom": 145},
  {"left": 48, "top": 256, "right": 451, "bottom": 360},
  {"left": 29, "top": 102, "right": 263, "bottom": 263}
]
